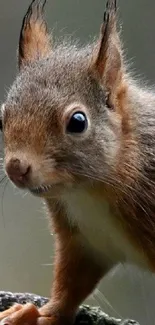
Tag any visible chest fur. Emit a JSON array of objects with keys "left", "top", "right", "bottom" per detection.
[{"left": 61, "top": 188, "right": 147, "bottom": 268}]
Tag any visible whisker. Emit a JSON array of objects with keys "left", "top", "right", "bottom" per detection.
[
  {"left": 43, "top": 157, "right": 155, "bottom": 232},
  {"left": 68, "top": 167, "right": 130, "bottom": 198},
  {"left": 61, "top": 164, "right": 155, "bottom": 229},
  {"left": 0, "top": 175, "right": 7, "bottom": 185},
  {"left": 1, "top": 178, "right": 9, "bottom": 228},
  {"left": 93, "top": 288, "right": 122, "bottom": 318},
  {"left": 41, "top": 257, "right": 55, "bottom": 269},
  {"left": 91, "top": 292, "right": 102, "bottom": 310},
  {"left": 22, "top": 191, "right": 28, "bottom": 198}
]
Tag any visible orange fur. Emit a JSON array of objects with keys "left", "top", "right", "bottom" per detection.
[{"left": 1, "top": 1, "right": 155, "bottom": 325}]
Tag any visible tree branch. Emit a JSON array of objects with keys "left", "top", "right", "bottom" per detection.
[{"left": 0, "top": 291, "right": 139, "bottom": 325}]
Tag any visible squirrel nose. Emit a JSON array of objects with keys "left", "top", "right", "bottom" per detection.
[{"left": 5, "top": 158, "right": 31, "bottom": 186}]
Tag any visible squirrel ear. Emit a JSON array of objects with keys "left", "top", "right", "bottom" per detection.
[
  {"left": 93, "top": 0, "right": 123, "bottom": 96},
  {"left": 18, "top": 0, "right": 51, "bottom": 69}
]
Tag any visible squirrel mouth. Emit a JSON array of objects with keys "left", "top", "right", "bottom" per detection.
[{"left": 30, "top": 184, "right": 53, "bottom": 195}]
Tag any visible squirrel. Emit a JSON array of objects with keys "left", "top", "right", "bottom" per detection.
[{"left": 0, "top": 0, "right": 155, "bottom": 324}]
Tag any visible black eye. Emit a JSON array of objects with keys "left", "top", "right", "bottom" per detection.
[{"left": 66, "top": 111, "right": 88, "bottom": 134}]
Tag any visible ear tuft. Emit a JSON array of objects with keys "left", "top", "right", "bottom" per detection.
[
  {"left": 18, "top": 0, "right": 51, "bottom": 69},
  {"left": 93, "top": 0, "right": 123, "bottom": 101},
  {"left": 96, "top": 0, "right": 117, "bottom": 71}
]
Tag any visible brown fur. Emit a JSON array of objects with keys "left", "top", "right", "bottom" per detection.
[
  {"left": 1, "top": 0, "right": 155, "bottom": 325},
  {"left": 18, "top": 0, "right": 51, "bottom": 68},
  {"left": 38, "top": 199, "right": 104, "bottom": 325}
]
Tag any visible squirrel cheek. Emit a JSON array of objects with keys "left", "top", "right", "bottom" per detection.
[{"left": 43, "top": 169, "right": 74, "bottom": 187}]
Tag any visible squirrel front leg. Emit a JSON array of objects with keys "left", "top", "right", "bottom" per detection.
[
  {"left": 0, "top": 204, "right": 111, "bottom": 325},
  {"left": 38, "top": 202, "right": 110, "bottom": 325}
]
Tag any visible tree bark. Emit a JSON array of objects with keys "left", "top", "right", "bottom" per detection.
[{"left": 0, "top": 291, "right": 139, "bottom": 325}]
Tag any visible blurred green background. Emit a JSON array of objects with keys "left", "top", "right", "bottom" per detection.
[{"left": 0, "top": 1, "right": 155, "bottom": 324}]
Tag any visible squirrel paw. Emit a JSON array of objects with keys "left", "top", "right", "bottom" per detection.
[{"left": 0, "top": 303, "right": 52, "bottom": 325}]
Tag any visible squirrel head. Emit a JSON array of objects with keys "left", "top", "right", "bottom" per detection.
[{"left": 1, "top": 0, "right": 129, "bottom": 196}]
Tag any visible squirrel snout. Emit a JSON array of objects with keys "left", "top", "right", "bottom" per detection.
[{"left": 5, "top": 158, "right": 31, "bottom": 187}]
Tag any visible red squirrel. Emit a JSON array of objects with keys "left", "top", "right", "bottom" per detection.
[{"left": 0, "top": 0, "right": 155, "bottom": 324}]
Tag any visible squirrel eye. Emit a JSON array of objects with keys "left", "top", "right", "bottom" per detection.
[{"left": 66, "top": 111, "right": 88, "bottom": 134}]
